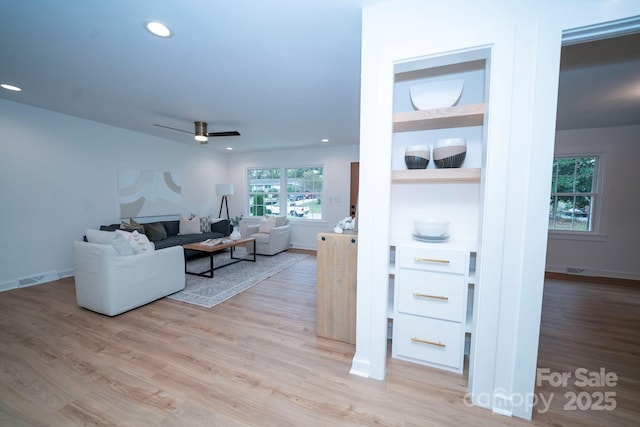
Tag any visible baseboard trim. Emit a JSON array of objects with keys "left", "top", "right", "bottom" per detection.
[
  {"left": 545, "top": 271, "right": 640, "bottom": 287},
  {"left": 0, "top": 280, "right": 18, "bottom": 292}
]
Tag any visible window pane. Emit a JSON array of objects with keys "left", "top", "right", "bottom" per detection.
[
  {"left": 248, "top": 168, "right": 280, "bottom": 217},
  {"left": 553, "top": 195, "right": 575, "bottom": 230},
  {"left": 549, "top": 195, "right": 558, "bottom": 229},
  {"left": 556, "top": 158, "right": 575, "bottom": 175},
  {"left": 549, "top": 156, "right": 597, "bottom": 232},
  {"left": 556, "top": 175, "right": 574, "bottom": 193},
  {"left": 286, "top": 167, "right": 323, "bottom": 219}
]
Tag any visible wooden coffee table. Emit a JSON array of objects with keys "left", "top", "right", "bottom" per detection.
[{"left": 183, "top": 237, "right": 256, "bottom": 278}]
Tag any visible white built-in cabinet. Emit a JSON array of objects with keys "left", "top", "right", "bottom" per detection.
[
  {"left": 387, "top": 49, "right": 489, "bottom": 376},
  {"left": 390, "top": 242, "right": 475, "bottom": 373}
]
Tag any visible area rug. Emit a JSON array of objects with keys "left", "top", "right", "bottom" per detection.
[{"left": 167, "top": 249, "right": 308, "bottom": 308}]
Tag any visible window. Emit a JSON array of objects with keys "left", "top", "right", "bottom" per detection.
[
  {"left": 248, "top": 168, "right": 280, "bottom": 217},
  {"left": 549, "top": 156, "right": 598, "bottom": 232},
  {"left": 286, "top": 167, "right": 323, "bottom": 219},
  {"left": 247, "top": 166, "right": 323, "bottom": 220}
]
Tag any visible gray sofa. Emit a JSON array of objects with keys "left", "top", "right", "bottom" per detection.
[{"left": 99, "top": 219, "right": 232, "bottom": 255}]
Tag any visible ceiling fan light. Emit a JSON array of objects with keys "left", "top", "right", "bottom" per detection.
[
  {"left": 195, "top": 121, "right": 208, "bottom": 142},
  {"left": 146, "top": 21, "right": 171, "bottom": 38}
]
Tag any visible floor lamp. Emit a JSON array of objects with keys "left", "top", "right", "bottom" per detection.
[{"left": 216, "top": 184, "right": 234, "bottom": 220}]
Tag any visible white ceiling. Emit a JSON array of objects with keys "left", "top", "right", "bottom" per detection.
[
  {"left": 0, "top": 0, "right": 367, "bottom": 153},
  {"left": 1, "top": 1, "right": 638, "bottom": 153},
  {"left": 557, "top": 31, "right": 640, "bottom": 130}
]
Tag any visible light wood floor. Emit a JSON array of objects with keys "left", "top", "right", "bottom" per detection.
[{"left": 0, "top": 254, "right": 638, "bottom": 426}]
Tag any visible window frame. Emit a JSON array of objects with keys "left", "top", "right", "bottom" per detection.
[
  {"left": 246, "top": 165, "right": 324, "bottom": 221},
  {"left": 548, "top": 153, "right": 605, "bottom": 241},
  {"left": 247, "top": 168, "right": 281, "bottom": 218}
]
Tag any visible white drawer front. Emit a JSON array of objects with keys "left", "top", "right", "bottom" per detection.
[
  {"left": 397, "top": 270, "right": 465, "bottom": 321},
  {"left": 394, "top": 314, "right": 463, "bottom": 369},
  {"left": 397, "top": 246, "right": 467, "bottom": 274}
]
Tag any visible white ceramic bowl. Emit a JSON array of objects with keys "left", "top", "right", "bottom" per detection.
[
  {"left": 414, "top": 219, "right": 449, "bottom": 237},
  {"left": 410, "top": 79, "right": 464, "bottom": 111}
]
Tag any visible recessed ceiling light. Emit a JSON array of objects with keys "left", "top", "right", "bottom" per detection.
[
  {"left": 226, "top": 147, "right": 233, "bottom": 151},
  {"left": 321, "top": 138, "right": 329, "bottom": 143},
  {"left": 1, "top": 83, "right": 22, "bottom": 92},
  {"left": 146, "top": 21, "right": 171, "bottom": 38}
]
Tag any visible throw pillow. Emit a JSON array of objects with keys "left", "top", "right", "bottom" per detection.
[
  {"left": 143, "top": 222, "right": 167, "bottom": 242},
  {"left": 120, "top": 218, "right": 145, "bottom": 233},
  {"left": 85, "top": 229, "right": 135, "bottom": 256},
  {"left": 258, "top": 215, "right": 276, "bottom": 234},
  {"left": 199, "top": 215, "right": 213, "bottom": 233},
  {"left": 116, "top": 230, "right": 155, "bottom": 254},
  {"left": 179, "top": 214, "right": 202, "bottom": 235},
  {"left": 211, "top": 219, "right": 231, "bottom": 235},
  {"left": 162, "top": 220, "right": 180, "bottom": 236},
  {"left": 275, "top": 216, "right": 287, "bottom": 227}
]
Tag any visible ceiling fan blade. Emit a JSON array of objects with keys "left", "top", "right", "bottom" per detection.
[
  {"left": 153, "top": 123, "right": 192, "bottom": 134},
  {"left": 208, "top": 131, "right": 241, "bottom": 137}
]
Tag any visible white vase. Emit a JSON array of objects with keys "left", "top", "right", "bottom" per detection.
[{"left": 230, "top": 229, "right": 241, "bottom": 240}]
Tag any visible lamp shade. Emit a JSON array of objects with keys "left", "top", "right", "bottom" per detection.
[{"left": 216, "top": 183, "right": 234, "bottom": 196}]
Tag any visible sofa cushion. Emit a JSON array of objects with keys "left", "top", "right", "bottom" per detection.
[
  {"left": 161, "top": 220, "right": 180, "bottom": 236},
  {"left": 211, "top": 219, "right": 231, "bottom": 235},
  {"left": 144, "top": 222, "right": 167, "bottom": 242},
  {"left": 258, "top": 216, "right": 276, "bottom": 234},
  {"left": 274, "top": 216, "right": 287, "bottom": 227},
  {"left": 100, "top": 223, "right": 129, "bottom": 232},
  {"left": 179, "top": 215, "right": 202, "bottom": 235},
  {"left": 86, "top": 229, "right": 135, "bottom": 256},
  {"left": 253, "top": 232, "right": 271, "bottom": 244}
]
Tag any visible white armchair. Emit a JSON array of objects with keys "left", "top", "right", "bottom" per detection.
[
  {"left": 246, "top": 216, "right": 291, "bottom": 255},
  {"left": 72, "top": 240, "right": 185, "bottom": 316}
]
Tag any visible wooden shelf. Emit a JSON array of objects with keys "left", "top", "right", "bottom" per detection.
[
  {"left": 393, "top": 103, "right": 484, "bottom": 132},
  {"left": 392, "top": 168, "right": 481, "bottom": 183}
]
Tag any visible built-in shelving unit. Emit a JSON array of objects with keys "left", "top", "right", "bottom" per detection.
[{"left": 387, "top": 49, "right": 489, "bottom": 377}]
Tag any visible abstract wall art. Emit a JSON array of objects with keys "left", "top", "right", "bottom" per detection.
[{"left": 117, "top": 167, "right": 181, "bottom": 218}]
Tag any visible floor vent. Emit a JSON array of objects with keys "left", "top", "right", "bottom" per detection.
[{"left": 18, "top": 271, "right": 59, "bottom": 288}]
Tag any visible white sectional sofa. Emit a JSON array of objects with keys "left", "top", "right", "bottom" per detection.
[{"left": 72, "top": 239, "right": 185, "bottom": 316}]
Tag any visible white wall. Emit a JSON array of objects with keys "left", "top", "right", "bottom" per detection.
[
  {"left": 225, "top": 145, "right": 359, "bottom": 249},
  {"left": 546, "top": 125, "right": 640, "bottom": 280},
  {"left": 0, "top": 99, "right": 229, "bottom": 290}
]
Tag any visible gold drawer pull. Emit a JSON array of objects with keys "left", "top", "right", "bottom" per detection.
[
  {"left": 414, "top": 257, "right": 450, "bottom": 264},
  {"left": 411, "top": 337, "right": 446, "bottom": 348},
  {"left": 413, "top": 292, "right": 448, "bottom": 301}
]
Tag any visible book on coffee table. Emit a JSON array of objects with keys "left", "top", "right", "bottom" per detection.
[{"left": 201, "top": 238, "right": 233, "bottom": 246}]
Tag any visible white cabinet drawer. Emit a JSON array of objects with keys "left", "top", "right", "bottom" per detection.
[
  {"left": 394, "top": 313, "right": 463, "bottom": 370},
  {"left": 397, "top": 246, "right": 467, "bottom": 274},
  {"left": 397, "top": 270, "right": 465, "bottom": 321}
]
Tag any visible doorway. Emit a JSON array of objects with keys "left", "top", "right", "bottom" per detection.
[{"left": 534, "top": 19, "right": 640, "bottom": 423}]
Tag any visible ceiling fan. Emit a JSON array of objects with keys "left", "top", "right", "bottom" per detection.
[{"left": 153, "top": 121, "right": 240, "bottom": 143}]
